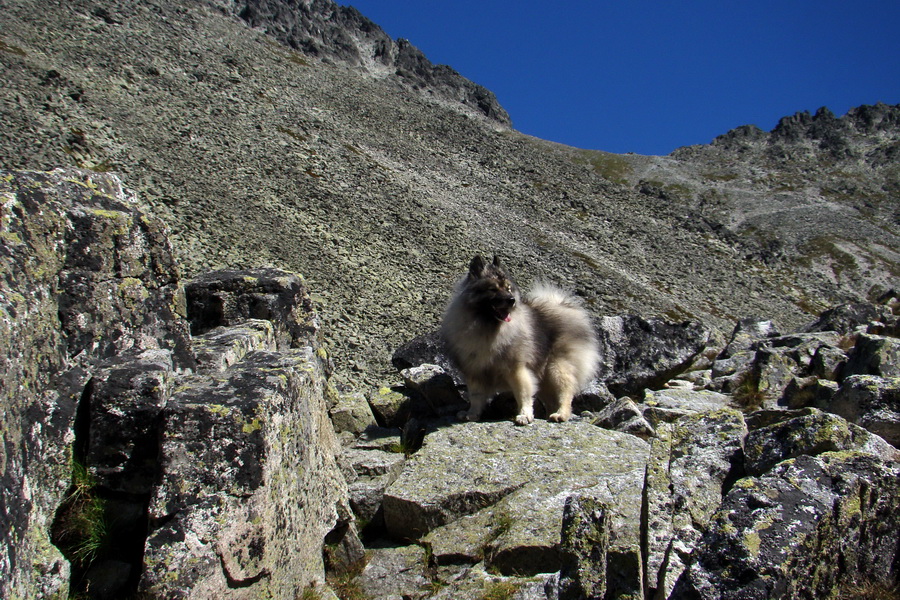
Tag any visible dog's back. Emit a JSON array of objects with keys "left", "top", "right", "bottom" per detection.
[{"left": 526, "top": 284, "right": 599, "bottom": 392}]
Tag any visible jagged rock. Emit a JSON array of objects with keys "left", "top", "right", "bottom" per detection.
[
  {"left": 355, "top": 544, "right": 432, "bottom": 600},
  {"left": 392, "top": 330, "right": 463, "bottom": 384},
  {"left": 401, "top": 363, "right": 466, "bottom": 417},
  {"left": 426, "top": 565, "right": 549, "bottom": 600},
  {"left": 595, "top": 316, "right": 710, "bottom": 396},
  {"left": 185, "top": 268, "right": 320, "bottom": 350},
  {"left": 557, "top": 495, "right": 610, "bottom": 600},
  {"left": 588, "top": 397, "right": 656, "bottom": 439},
  {"left": 644, "top": 409, "right": 747, "bottom": 599},
  {"left": 86, "top": 349, "right": 175, "bottom": 495},
  {"left": 142, "top": 349, "right": 347, "bottom": 598},
  {"left": 574, "top": 380, "right": 617, "bottom": 412},
  {"left": 828, "top": 374, "right": 900, "bottom": 447},
  {"left": 330, "top": 391, "right": 378, "bottom": 435},
  {"left": 383, "top": 420, "right": 650, "bottom": 598},
  {"left": 369, "top": 386, "right": 413, "bottom": 427},
  {"left": 809, "top": 344, "right": 848, "bottom": 380},
  {"left": 225, "top": 0, "right": 511, "bottom": 125},
  {"left": 743, "top": 407, "right": 899, "bottom": 476},
  {"left": 802, "top": 302, "right": 893, "bottom": 335},
  {"left": 675, "top": 452, "right": 900, "bottom": 599},
  {"left": 640, "top": 388, "right": 733, "bottom": 426},
  {"left": 720, "top": 317, "right": 780, "bottom": 358},
  {"left": 0, "top": 168, "right": 191, "bottom": 600},
  {"left": 191, "top": 319, "right": 277, "bottom": 372},
  {"left": 781, "top": 376, "right": 839, "bottom": 409},
  {"left": 842, "top": 333, "right": 900, "bottom": 378}
]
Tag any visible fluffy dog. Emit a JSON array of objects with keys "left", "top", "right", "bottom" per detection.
[{"left": 441, "top": 255, "right": 600, "bottom": 425}]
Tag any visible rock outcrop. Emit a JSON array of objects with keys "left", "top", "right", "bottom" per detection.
[
  {"left": 374, "top": 297, "right": 900, "bottom": 599},
  {"left": 0, "top": 169, "right": 347, "bottom": 599}
]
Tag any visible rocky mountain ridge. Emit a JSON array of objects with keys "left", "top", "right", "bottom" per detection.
[{"left": 213, "top": 0, "right": 512, "bottom": 125}]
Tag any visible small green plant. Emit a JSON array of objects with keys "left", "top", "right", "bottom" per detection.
[
  {"left": 481, "top": 580, "right": 520, "bottom": 600},
  {"left": 732, "top": 370, "right": 765, "bottom": 412},
  {"left": 298, "top": 584, "right": 324, "bottom": 600},
  {"left": 51, "top": 459, "right": 110, "bottom": 568}
]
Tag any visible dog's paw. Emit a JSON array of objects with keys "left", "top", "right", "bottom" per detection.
[
  {"left": 548, "top": 411, "right": 571, "bottom": 423},
  {"left": 514, "top": 414, "right": 534, "bottom": 426}
]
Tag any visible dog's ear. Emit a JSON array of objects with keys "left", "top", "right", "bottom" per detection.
[
  {"left": 492, "top": 255, "right": 504, "bottom": 270},
  {"left": 468, "top": 255, "right": 487, "bottom": 278}
]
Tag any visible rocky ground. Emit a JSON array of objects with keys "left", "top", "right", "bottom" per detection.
[
  {"left": 1, "top": 0, "right": 896, "bottom": 400},
  {"left": 2, "top": 168, "right": 899, "bottom": 600}
]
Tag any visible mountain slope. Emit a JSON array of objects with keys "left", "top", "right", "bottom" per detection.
[{"left": 0, "top": 0, "right": 893, "bottom": 391}]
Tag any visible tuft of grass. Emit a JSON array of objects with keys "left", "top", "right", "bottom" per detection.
[
  {"left": 51, "top": 459, "right": 110, "bottom": 568},
  {"left": 481, "top": 580, "right": 520, "bottom": 600},
  {"left": 836, "top": 578, "right": 899, "bottom": 600},
  {"left": 732, "top": 370, "right": 765, "bottom": 412}
]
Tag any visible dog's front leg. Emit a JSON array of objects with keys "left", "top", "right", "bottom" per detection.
[
  {"left": 509, "top": 367, "right": 537, "bottom": 425},
  {"left": 459, "top": 384, "right": 490, "bottom": 422}
]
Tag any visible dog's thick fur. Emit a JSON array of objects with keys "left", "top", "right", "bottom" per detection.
[{"left": 441, "top": 255, "right": 600, "bottom": 425}]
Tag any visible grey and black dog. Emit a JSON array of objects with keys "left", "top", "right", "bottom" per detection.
[{"left": 441, "top": 255, "right": 600, "bottom": 425}]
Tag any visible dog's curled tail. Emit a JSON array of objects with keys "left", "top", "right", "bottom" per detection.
[{"left": 526, "top": 282, "right": 584, "bottom": 308}]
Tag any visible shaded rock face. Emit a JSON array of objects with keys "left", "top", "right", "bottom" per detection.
[
  {"left": 0, "top": 170, "right": 346, "bottom": 599},
  {"left": 676, "top": 453, "right": 900, "bottom": 600}
]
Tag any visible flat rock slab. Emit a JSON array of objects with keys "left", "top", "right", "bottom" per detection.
[{"left": 383, "top": 420, "right": 649, "bottom": 596}]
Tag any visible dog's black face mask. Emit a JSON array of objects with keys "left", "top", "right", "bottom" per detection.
[{"left": 465, "top": 255, "right": 519, "bottom": 324}]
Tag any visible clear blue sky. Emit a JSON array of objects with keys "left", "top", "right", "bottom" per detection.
[{"left": 341, "top": 1, "right": 900, "bottom": 155}]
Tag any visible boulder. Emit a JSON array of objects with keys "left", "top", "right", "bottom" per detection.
[
  {"left": 401, "top": 363, "right": 466, "bottom": 417},
  {"left": 675, "top": 452, "right": 900, "bottom": 599},
  {"left": 595, "top": 315, "right": 710, "bottom": 396},
  {"left": 330, "top": 391, "right": 378, "bottom": 435},
  {"left": 557, "top": 495, "right": 610, "bottom": 600},
  {"left": 640, "top": 388, "right": 732, "bottom": 426},
  {"left": 184, "top": 268, "right": 320, "bottom": 350},
  {"left": 842, "top": 333, "right": 900, "bottom": 379},
  {"left": 588, "top": 397, "right": 656, "bottom": 439},
  {"left": 802, "top": 302, "right": 892, "bottom": 335},
  {"left": 392, "top": 330, "right": 462, "bottom": 384},
  {"left": 719, "top": 317, "right": 780, "bottom": 358},
  {"left": 743, "top": 407, "right": 899, "bottom": 476},
  {"left": 142, "top": 349, "right": 348, "bottom": 598},
  {"left": 828, "top": 374, "right": 900, "bottom": 447},
  {"left": 383, "top": 420, "right": 650, "bottom": 599},
  {"left": 644, "top": 409, "right": 747, "bottom": 599}
]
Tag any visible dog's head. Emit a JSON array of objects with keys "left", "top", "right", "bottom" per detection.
[{"left": 462, "top": 255, "right": 520, "bottom": 323}]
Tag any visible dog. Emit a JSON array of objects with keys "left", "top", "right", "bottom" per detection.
[{"left": 441, "top": 255, "right": 600, "bottom": 425}]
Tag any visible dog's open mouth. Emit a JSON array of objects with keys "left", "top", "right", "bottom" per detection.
[{"left": 493, "top": 307, "right": 512, "bottom": 322}]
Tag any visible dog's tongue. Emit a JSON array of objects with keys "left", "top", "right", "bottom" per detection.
[{"left": 503, "top": 314, "right": 512, "bottom": 322}]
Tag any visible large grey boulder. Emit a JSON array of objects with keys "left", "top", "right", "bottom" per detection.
[
  {"left": 743, "top": 407, "right": 899, "bottom": 476},
  {"left": 383, "top": 420, "right": 650, "bottom": 599},
  {"left": 675, "top": 452, "right": 900, "bottom": 599},
  {"left": 842, "top": 333, "right": 900, "bottom": 379},
  {"left": 644, "top": 409, "right": 747, "bottom": 599},
  {"left": 140, "top": 267, "right": 349, "bottom": 599},
  {"left": 595, "top": 315, "right": 710, "bottom": 396}
]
